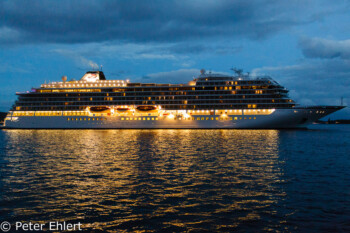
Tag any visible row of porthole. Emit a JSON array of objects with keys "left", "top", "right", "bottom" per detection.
[
  {"left": 122, "top": 117, "right": 159, "bottom": 121},
  {"left": 121, "top": 117, "right": 257, "bottom": 121},
  {"left": 66, "top": 116, "right": 258, "bottom": 122},
  {"left": 67, "top": 117, "right": 106, "bottom": 121},
  {"left": 193, "top": 117, "right": 257, "bottom": 120}
]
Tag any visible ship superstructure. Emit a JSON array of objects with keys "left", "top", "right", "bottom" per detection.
[{"left": 3, "top": 70, "right": 345, "bottom": 129}]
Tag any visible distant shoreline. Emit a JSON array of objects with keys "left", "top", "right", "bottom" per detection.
[
  {"left": 315, "top": 119, "right": 350, "bottom": 124},
  {"left": 0, "top": 112, "right": 7, "bottom": 124}
]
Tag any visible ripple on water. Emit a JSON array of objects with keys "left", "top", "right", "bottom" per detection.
[{"left": 0, "top": 125, "right": 349, "bottom": 232}]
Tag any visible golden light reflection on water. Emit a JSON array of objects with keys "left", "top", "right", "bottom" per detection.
[{"left": 2, "top": 129, "right": 287, "bottom": 232}]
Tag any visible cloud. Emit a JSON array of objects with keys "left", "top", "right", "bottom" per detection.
[
  {"left": 0, "top": 26, "right": 22, "bottom": 44},
  {"left": 0, "top": 0, "right": 337, "bottom": 45},
  {"left": 52, "top": 49, "right": 99, "bottom": 70},
  {"left": 48, "top": 41, "right": 242, "bottom": 69},
  {"left": 251, "top": 64, "right": 309, "bottom": 77},
  {"left": 136, "top": 69, "right": 200, "bottom": 84},
  {"left": 0, "top": 63, "right": 32, "bottom": 74},
  {"left": 137, "top": 68, "right": 233, "bottom": 84},
  {"left": 166, "top": 43, "right": 243, "bottom": 55},
  {"left": 299, "top": 37, "right": 350, "bottom": 60},
  {"left": 51, "top": 43, "right": 186, "bottom": 62},
  {"left": 48, "top": 40, "right": 244, "bottom": 69}
]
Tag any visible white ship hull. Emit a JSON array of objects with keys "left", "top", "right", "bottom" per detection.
[{"left": 3, "top": 107, "right": 343, "bottom": 129}]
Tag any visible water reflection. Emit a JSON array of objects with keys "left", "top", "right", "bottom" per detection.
[{"left": 1, "top": 129, "right": 287, "bottom": 232}]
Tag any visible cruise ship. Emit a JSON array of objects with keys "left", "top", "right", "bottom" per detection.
[{"left": 3, "top": 70, "right": 345, "bottom": 129}]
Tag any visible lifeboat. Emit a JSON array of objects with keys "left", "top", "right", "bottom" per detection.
[
  {"left": 136, "top": 106, "right": 158, "bottom": 111},
  {"left": 89, "top": 106, "right": 111, "bottom": 113},
  {"left": 116, "top": 107, "right": 131, "bottom": 111}
]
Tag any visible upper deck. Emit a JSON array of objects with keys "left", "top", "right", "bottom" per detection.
[
  {"left": 36, "top": 71, "right": 283, "bottom": 90},
  {"left": 13, "top": 70, "right": 295, "bottom": 111}
]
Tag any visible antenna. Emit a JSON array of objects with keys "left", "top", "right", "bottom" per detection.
[
  {"left": 231, "top": 67, "right": 243, "bottom": 76},
  {"left": 341, "top": 96, "right": 343, "bottom": 106},
  {"left": 100, "top": 65, "right": 103, "bottom": 71}
]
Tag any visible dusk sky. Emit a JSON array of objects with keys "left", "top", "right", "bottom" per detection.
[{"left": 1, "top": 0, "right": 349, "bottom": 118}]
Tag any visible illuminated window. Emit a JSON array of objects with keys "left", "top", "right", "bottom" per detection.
[
  {"left": 156, "top": 117, "right": 158, "bottom": 120},
  {"left": 88, "top": 118, "right": 90, "bottom": 121},
  {"left": 229, "top": 117, "right": 232, "bottom": 120},
  {"left": 121, "top": 118, "right": 124, "bottom": 120},
  {"left": 143, "top": 118, "right": 146, "bottom": 120},
  {"left": 215, "top": 117, "right": 219, "bottom": 120},
  {"left": 211, "top": 117, "right": 214, "bottom": 120},
  {"left": 84, "top": 118, "right": 86, "bottom": 121},
  {"left": 151, "top": 118, "right": 154, "bottom": 120},
  {"left": 197, "top": 117, "right": 200, "bottom": 120},
  {"left": 234, "top": 117, "right": 237, "bottom": 120},
  {"left": 126, "top": 118, "right": 129, "bottom": 120},
  {"left": 67, "top": 118, "right": 70, "bottom": 121},
  {"left": 76, "top": 118, "right": 78, "bottom": 121},
  {"left": 147, "top": 118, "right": 150, "bottom": 120},
  {"left": 254, "top": 117, "right": 256, "bottom": 119}
]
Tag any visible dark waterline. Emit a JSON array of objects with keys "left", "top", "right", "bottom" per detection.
[{"left": 0, "top": 125, "right": 349, "bottom": 232}]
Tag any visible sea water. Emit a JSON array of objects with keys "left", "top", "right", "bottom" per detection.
[{"left": 0, "top": 125, "right": 349, "bottom": 232}]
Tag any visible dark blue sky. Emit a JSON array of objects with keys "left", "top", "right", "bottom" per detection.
[{"left": 1, "top": 0, "right": 349, "bottom": 118}]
